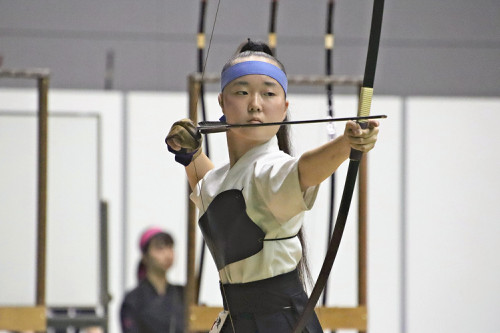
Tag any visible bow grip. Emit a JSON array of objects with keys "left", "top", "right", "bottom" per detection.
[{"left": 350, "top": 87, "right": 374, "bottom": 161}]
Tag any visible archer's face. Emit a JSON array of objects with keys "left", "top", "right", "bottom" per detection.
[{"left": 218, "top": 56, "right": 289, "bottom": 145}]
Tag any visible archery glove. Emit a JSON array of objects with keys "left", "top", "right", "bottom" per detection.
[{"left": 165, "top": 118, "right": 202, "bottom": 166}]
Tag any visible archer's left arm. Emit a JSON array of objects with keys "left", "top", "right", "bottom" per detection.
[{"left": 297, "top": 120, "right": 379, "bottom": 191}]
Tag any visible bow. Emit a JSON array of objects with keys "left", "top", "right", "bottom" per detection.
[
  {"left": 323, "top": 0, "right": 337, "bottom": 307},
  {"left": 195, "top": 0, "right": 209, "bottom": 304},
  {"left": 291, "top": 0, "right": 385, "bottom": 331}
]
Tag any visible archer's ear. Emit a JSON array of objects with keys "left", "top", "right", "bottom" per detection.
[
  {"left": 282, "top": 100, "right": 289, "bottom": 121},
  {"left": 218, "top": 93, "right": 223, "bottom": 107}
]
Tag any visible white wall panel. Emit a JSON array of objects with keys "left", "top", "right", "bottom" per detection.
[
  {"left": 0, "top": 112, "right": 38, "bottom": 305},
  {"left": 125, "top": 92, "right": 190, "bottom": 291},
  {"left": 0, "top": 102, "right": 99, "bottom": 308},
  {"left": 0, "top": 88, "right": 124, "bottom": 333},
  {"left": 406, "top": 97, "right": 500, "bottom": 332},
  {"left": 367, "top": 96, "right": 403, "bottom": 333}
]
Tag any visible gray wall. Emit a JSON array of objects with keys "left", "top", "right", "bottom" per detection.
[{"left": 1, "top": 0, "right": 499, "bottom": 97}]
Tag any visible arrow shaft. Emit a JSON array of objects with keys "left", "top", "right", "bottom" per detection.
[{"left": 198, "top": 114, "right": 386, "bottom": 134}]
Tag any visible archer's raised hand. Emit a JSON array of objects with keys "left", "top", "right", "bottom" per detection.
[
  {"left": 344, "top": 120, "right": 379, "bottom": 153},
  {"left": 165, "top": 118, "right": 202, "bottom": 166}
]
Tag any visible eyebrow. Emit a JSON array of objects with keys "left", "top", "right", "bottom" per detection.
[
  {"left": 231, "top": 80, "right": 249, "bottom": 87},
  {"left": 230, "top": 80, "right": 279, "bottom": 87}
]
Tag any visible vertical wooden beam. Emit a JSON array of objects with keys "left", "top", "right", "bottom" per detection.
[
  {"left": 36, "top": 76, "right": 49, "bottom": 307},
  {"left": 186, "top": 75, "right": 201, "bottom": 333},
  {"left": 357, "top": 82, "right": 368, "bottom": 333},
  {"left": 357, "top": 81, "right": 368, "bottom": 333},
  {"left": 100, "top": 201, "right": 110, "bottom": 332},
  {"left": 0, "top": 69, "right": 49, "bottom": 332},
  {"left": 358, "top": 153, "right": 368, "bottom": 332}
]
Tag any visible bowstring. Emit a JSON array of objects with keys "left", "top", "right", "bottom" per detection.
[
  {"left": 193, "top": 0, "right": 237, "bottom": 332},
  {"left": 195, "top": 0, "right": 220, "bottom": 221}
]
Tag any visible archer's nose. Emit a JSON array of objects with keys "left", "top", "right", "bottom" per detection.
[{"left": 248, "top": 94, "right": 262, "bottom": 112}]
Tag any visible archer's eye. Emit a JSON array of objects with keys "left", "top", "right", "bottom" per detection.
[
  {"left": 236, "top": 91, "right": 248, "bottom": 95},
  {"left": 263, "top": 91, "right": 276, "bottom": 97}
]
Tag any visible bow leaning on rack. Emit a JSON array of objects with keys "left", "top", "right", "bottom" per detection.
[{"left": 268, "top": 0, "right": 279, "bottom": 56}]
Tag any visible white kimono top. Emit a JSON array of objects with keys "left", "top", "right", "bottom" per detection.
[{"left": 191, "top": 137, "right": 319, "bottom": 284}]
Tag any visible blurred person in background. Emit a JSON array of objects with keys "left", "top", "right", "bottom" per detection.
[{"left": 120, "top": 227, "right": 184, "bottom": 333}]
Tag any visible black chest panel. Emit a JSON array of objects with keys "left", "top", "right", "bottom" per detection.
[{"left": 198, "top": 189, "right": 265, "bottom": 270}]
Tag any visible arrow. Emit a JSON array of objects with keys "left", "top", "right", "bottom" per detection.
[{"left": 198, "top": 114, "right": 386, "bottom": 134}]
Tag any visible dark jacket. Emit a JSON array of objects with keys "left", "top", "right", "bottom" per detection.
[{"left": 120, "top": 279, "right": 184, "bottom": 333}]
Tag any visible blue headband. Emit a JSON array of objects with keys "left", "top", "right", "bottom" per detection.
[{"left": 221, "top": 61, "right": 288, "bottom": 94}]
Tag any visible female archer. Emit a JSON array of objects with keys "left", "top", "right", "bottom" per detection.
[{"left": 166, "top": 39, "right": 379, "bottom": 332}]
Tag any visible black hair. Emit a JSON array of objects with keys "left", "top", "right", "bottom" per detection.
[
  {"left": 141, "top": 232, "right": 174, "bottom": 254},
  {"left": 222, "top": 39, "right": 286, "bottom": 74},
  {"left": 225, "top": 39, "right": 313, "bottom": 289},
  {"left": 239, "top": 38, "right": 274, "bottom": 55}
]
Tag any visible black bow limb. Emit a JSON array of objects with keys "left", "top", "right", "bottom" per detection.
[{"left": 292, "top": 0, "right": 385, "bottom": 331}]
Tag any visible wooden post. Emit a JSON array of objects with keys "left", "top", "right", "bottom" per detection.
[
  {"left": 0, "top": 68, "right": 50, "bottom": 332},
  {"left": 358, "top": 83, "right": 369, "bottom": 333},
  {"left": 185, "top": 75, "right": 201, "bottom": 333},
  {"left": 36, "top": 75, "right": 49, "bottom": 308}
]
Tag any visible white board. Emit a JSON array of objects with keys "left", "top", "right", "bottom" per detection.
[{"left": 0, "top": 112, "right": 100, "bottom": 306}]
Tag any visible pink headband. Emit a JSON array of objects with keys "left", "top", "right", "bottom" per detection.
[{"left": 139, "top": 227, "right": 164, "bottom": 252}]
